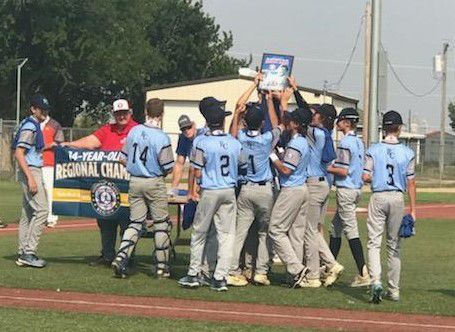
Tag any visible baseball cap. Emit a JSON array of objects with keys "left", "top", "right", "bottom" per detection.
[
  {"left": 30, "top": 95, "right": 51, "bottom": 112},
  {"left": 317, "top": 104, "right": 337, "bottom": 122},
  {"left": 244, "top": 102, "right": 264, "bottom": 129},
  {"left": 337, "top": 108, "right": 359, "bottom": 123},
  {"left": 178, "top": 114, "right": 193, "bottom": 130},
  {"left": 382, "top": 110, "right": 403, "bottom": 126},
  {"left": 113, "top": 99, "right": 131, "bottom": 112},
  {"left": 290, "top": 107, "right": 313, "bottom": 127},
  {"left": 205, "top": 106, "right": 229, "bottom": 127},
  {"left": 199, "top": 97, "right": 232, "bottom": 120}
]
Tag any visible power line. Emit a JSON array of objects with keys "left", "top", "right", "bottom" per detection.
[{"left": 382, "top": 44, "right": 442, "bottom": 98}]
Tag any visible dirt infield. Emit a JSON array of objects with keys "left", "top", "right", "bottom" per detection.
[{"left": 0, "top": 287, "right": 454, "bottom": 331}]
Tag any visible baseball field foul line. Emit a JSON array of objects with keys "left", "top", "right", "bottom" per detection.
[{"left": 0, "top": 295, "right": 454, "bottom": 330}]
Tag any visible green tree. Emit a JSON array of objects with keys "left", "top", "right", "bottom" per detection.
[
  {"left": 0, "top": 0, "right": 248, "bottom": 126},
  {"left": 449, "top": 101, "right": 455, "bottom": 132}
]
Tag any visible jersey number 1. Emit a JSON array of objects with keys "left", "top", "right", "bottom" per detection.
[
  {"left": 386, "top": 164, "right": 395, "bottom": 186},
  {"left": 132, "top": 143, "right": 148, "bottom": 166}
]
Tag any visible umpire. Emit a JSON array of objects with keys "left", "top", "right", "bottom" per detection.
[{"left": 62, "top": 99, "right": 138, "bottom": 266}]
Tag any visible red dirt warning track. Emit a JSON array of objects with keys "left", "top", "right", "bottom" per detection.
[{"left": 0, "top": 287, "right": 454, "bottom": 331}]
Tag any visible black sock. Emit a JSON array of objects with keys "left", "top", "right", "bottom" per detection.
[
  {"left": 329, "top": 237, "right": 342, "bottom": 259},
  {"left": 348, "top": 238, "right": 366, "bottom": 274}
]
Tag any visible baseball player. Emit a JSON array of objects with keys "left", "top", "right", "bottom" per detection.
[
  {"left": 268, "top": 107, "right": 313, "bottom": 288},
  {"left": 327, "top": 108, "right": 370, "bottom": 287},
  {"left": 13, "top": 95, "right": 51, "bottom": 268},
  {"left": 178, "top": 100, "right": 245, "bottom": 291},
  {"left": 227, "top": 93, "right": 281, "bottom": 287},
  {"left": 112, "top": 98, "right": 174, "bottom": 278},
  {"left": 363, "top": 110, "right": 416, "bottom": 303}
]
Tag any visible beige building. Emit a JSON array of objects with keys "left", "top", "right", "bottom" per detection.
[{"left": 145, "top": 75, "right": 358, "bottom": 150}]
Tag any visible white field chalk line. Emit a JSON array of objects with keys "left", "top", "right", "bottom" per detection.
[{"left": 0, "top": 295, "right": 454, "bottom": 330}]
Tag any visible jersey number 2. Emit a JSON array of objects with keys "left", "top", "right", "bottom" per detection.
[
  {"left": 220, "top": 155, "right": 230, "bottom": 176},
  {"left": 386, "top": 164, "right": 395, "bottom": 186},
  {"left": 132, "top": 143, "right": 148, "bottom": 166}
]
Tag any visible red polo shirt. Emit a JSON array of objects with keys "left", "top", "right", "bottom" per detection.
[{"left": 93, "top": 119, "right": 138, "bottom": 151}]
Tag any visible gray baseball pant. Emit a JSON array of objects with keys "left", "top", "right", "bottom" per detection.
[
  {"left": 367, "top": 191, "right": 404, "bottom": 293},
  {"left": 306, "top": 179, "right": 336, "bottom": 279},
  {"left": 331, "top": 188, "right": 362, "bottom": 240},
  {"left": 188, "top": 188, "right": 237, "bottom": 281},
  {"left": 269, "top": 185, "right": 311, "bottom": 277},
  {"left": 117, "top": 176, "right": 171, "bottom": 270},
  {"left": 230, "top": 182, "right": 273, "bottom": 275},
  {"left": 18, "top": 167, "right": 48, "bottom": 255}
]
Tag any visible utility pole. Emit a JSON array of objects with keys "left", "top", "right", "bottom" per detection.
[
  {"left": 439, "top": 43, "right": 449, "bottom": 183},
  {"left": 362, "top": 1, "right": 372, "bottom": 146},
  {"left": 16, "top": 58, "right": 28, "bottom": 127},
  {"left": 368, "top": 0, "right": 381, "bottom": 143}
]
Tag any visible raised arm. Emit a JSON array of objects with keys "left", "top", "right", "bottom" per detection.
[
  {"left": 230, "top": 103, "right": 247, "bottom": 138},
  {"left": 288, "top": 76, "right": 309, "bottom": 109},
  {"left": 266, "top": 92, "right": 279, "bottom": 128},
  {"left": 236, "top": 72, "right": 262, "bottom": 107}
]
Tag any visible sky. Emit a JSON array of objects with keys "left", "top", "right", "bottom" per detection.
[{"left": 202, "top": 0, "right": 455, "bottom": 132}]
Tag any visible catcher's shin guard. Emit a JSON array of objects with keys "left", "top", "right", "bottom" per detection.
[
  {"left": 116, "top": 220, "right": 144, "bottom": 264},
  {"left": 152, "top": 217, "right": 172, "bottom": 271}
]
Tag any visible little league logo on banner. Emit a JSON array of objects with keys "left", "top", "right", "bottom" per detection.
[{"left": 52, "top": 147, "right": 130, "bottom": 220}]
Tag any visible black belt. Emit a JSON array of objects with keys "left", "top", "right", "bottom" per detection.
[
  {"left": 245, "top": 180, "right": 270, "bottom": 186},
  {"left": 373, "top": 189, "right": 403, "bottom": 193}
]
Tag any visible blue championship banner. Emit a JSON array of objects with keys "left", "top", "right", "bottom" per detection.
[{"left": 52, "top": 147, "right": 130, "bottom": 220}]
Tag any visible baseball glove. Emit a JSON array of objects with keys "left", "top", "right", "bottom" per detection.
[{"left": 399, "top": 214, "right": 415, "bottom": 238}]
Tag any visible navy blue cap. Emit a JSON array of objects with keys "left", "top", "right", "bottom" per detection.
[
  {"left": 199, "top": 97, "right": 231, "bottom": 120},
  {"left": 290, "top": 107, "right": 313, "bottom": 127},
  {"left": 337, "top": 107, "right": 359, "bottom": 123},
  {"left": 382, "top": 110, "right": 403, "bottom": 126},
  {"left": 244, "top": 102, "right": 264, "bottom": 129},
  {"left": 317, "top": 104, "right": 337, "bottom": 122},
  {"left": 30, "top": 95, "right": 51, "bottom": 112}
]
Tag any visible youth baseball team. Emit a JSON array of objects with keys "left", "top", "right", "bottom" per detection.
[{"left": 12, "top": 75, "right": 416, "bottom": 305}]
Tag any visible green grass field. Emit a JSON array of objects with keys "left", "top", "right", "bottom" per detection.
[
  {"left": 0, "top": 179, "right": 454, "bottom": 331},
  {"left": 0, "top": 307, "right": 301, "bottom": 332}
]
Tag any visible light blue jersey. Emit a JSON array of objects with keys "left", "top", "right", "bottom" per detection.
[
  {"left": 190, "top": 132, "right": 244, "bottom": 189},
  {"left": 238, "top": 128, "right": 281, "bottom": 183},
  {"left": 334, "top": 132, "right": 364, "bottom": 189},
  {"left": 122, "top": 124, "right": 174, "bottom": 177},
  {"left": 306, "top": 126, "right": 327, "bottom": 178},
  {"left": 14, "top": 117, "right": 43, "bottom": 167},
  {"left": 364, "top": 137, "right": 415, "bottom": 193},
  {"left": 279, "top": 134, "right": 310, "bottom": 187}
]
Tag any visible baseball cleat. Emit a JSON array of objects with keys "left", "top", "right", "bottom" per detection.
[
  {"left": 299, "top": 278, "right": 322, "bottom": 288},
  {"left": 111, "top": 259, "right": 128, "bottom": 279},
  {"left": 370, "top": 283, "right": 384, "bottom": 304},
  {"left": 210, "top": 278, "right": 228, "bottom": 292},
  {"left": 385, "top": 290, "right": 400, "bottom": 302},
  {"left": 178, "top": 275, "right": 200, "bottom": 288},
  {"left": 253, "top": 273, "right": 271, "bottom": 286},
  {"left": 351, "top": 265, "right": 371, "bottom": 288},
  {"left": 292, "top": 267, "right": 309, "bottom": 289},
  {"left": 89, "top": 255, "right": 112, "bottom": 267},
  {"left": 198, "top": 272, "right": 212, "bottom": 287},
  {"left": 323, "top": 262, "right": 344, "bottom": 287},
  {"left": 227, "top": 274, "right": 248, "bottom": 287},
  {"left": 17, "top": 254, "right": 46, "bottom": 268}
]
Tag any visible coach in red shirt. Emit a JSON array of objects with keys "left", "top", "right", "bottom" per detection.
[{"left": 62, "top": 99, "right": 138, "bottom": 266}]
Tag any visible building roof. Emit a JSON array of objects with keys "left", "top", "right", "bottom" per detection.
[
  {"left": 144, "top": 75, "right": 359, "bottom": 105},
  {"left": 426, "top": 130, "right": 455, "bottom": 138}
]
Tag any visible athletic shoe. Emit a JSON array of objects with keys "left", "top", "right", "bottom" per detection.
[
  {"left": 299, "top": 278, "right": 322, "bottom": 288},
  {"left": 323, "top": 262, "right": 344, "bottom": 287},
  {"left": 242, "top": 268, "right": 253, "bottom": 281},
  {"left": 89, "top": 255, "right": 112, "bottom": 267},
  {"left": 370, "top": 283, "right": 384, "bottom": 304},
  {"left": 292, "top": 267, "right": 309, "bottom": 289},
  {"left": 156, "top": 268, "right": 170, "bottom": 279},
  {"left": 227, "top": 274, "right": 248, "bottom": 287},
  {"left": 16, "top": 254, "right": 46, "bottom": 268},
  {"left": 319, "top": 265, "right": 329, "bottom": 283},
  {"left": 351, "top": 265, "right": 371, "bottom": 288},
  {"left": 385, "top": 290, "right": 400, "bottom": 302},
  {"left": 253, "top": 273, "right": 271, "bottom": 286},
  {"left": 111, "top": 259, "right": 128, "bottom": 279},
  {"left": 198, "top": 272, "right": 212, "bottom": 287},
  {"left": 210, "top": 278, "right": 228, "bottom": 292},
  {"left": 178, "top": 275, "right": 200, "bottom": 288}
]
